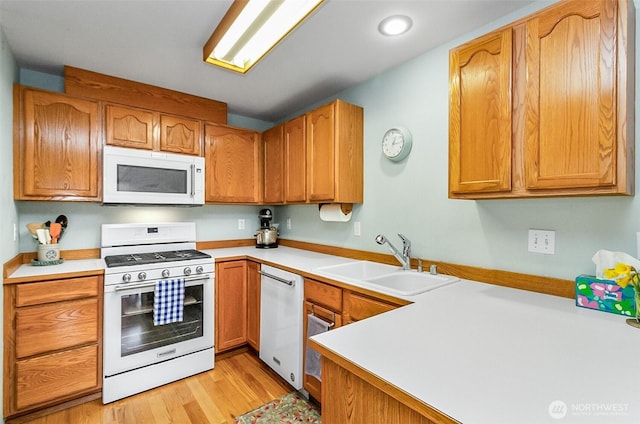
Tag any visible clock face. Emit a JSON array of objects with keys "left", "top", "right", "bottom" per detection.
[{"left": 382, "top": 127, "right": 412, "bottom": 161}]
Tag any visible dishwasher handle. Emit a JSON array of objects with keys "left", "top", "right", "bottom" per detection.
[{"left": 258, "top": 270, "right": 295, "bottom": 286}]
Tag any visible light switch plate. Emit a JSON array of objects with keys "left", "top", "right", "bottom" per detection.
[
  {"left": 238, "top": 219, "right": 245, "bottom": 230},
  {"left": 528, "top": 229, "right": 555, "bottom": 254},
  {"left": 354, "top": 221, "right": 361, "bottom": 236}
]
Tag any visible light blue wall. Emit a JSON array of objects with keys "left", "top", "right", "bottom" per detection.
[{"left": 276, "top": 0, "right": 640, "bottom": 281}]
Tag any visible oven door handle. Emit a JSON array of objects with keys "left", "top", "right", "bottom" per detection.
[
  {"left": 114, "top": 275, "right": 211, "bottom": 292},
  {"left": 258, "top": 270, "right": 294, "bottom": 286}
]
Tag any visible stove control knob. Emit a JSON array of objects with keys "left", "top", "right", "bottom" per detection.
[
  {"left": 122, "top": 273, "right": 132, "bottom": 283},
  {"left": 162, "top": 269, "right": 170, "bottom": 278},
  {"left": 138, "top": 272, "right": 147, "bottom": 281},
  {"left": 183, "top": 267, "right": 192, "bottom": 276},
  {"left": 196, "top": 266, "right": 204, "bottom": 274}
]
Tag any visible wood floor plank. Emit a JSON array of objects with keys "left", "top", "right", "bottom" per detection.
[{"left": 8, "top": 351, "right": 298, "bottom": 424}]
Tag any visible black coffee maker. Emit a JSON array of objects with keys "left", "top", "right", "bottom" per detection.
[{"left": 255, "top": 208, "right": 278, "bottom": 248}]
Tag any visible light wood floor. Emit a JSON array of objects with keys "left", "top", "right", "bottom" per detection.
[{"left": 12, "top": 350, "right": 293, "bottom": 424}]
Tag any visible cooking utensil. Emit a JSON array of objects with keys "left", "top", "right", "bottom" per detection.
[
  {"left": 45, "top": 229, "right": 51, "bottom": 244},
  {"left": 49, "top": 223, "right": 62, "bottom": 244},
  {"left": 36, "top": 228, "right": 47, "bottom": 245},
  {"left": 26, "top": 222, "right": 41, "bottom": 239},
  {"left": 43, "top": 220, "right": 51, "bottom": 228},
  {"left": 55, "top": 215, "right": 68, "bottom": 240}
]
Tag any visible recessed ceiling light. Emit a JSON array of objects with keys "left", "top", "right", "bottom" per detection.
[
  {"left": 378, "top": 15, "right": 413, "bottom": 36},
  {"left": 203, "top": 0, "right": 324, "bottom": 74}
]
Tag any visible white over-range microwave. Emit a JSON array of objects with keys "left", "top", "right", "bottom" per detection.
[{"left": 103, "top": 146, "right": 205, "bottom": 205}]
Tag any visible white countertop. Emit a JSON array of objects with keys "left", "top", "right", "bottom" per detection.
[{"left": 7, "top": 246, "right": 640, "bottom": 423}]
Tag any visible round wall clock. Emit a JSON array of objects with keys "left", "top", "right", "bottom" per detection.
[{"left": 382, "top": 126, "right": 412, "bottom": 162}]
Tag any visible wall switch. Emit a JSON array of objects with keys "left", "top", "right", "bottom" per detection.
[
  {"left": 528, "top": 229, "right": 555, "bottom": 254},
  {"left": 13, "top": 223, "right": 17, "bottom": 241},
  {"left": 238, "top": 219, "right": 245, "bottom": 230},
  {"left": 354, "top": 221, "right": 361, "bottom": 236},
  {"left": 286, "top": 218, "right": 292, "bottom": 230}
]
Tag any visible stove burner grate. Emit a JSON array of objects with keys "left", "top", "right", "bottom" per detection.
[{"left": 104, "top": 249, "right": 211, "bottom": 268}]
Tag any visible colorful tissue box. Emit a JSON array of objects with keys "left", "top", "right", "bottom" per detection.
[{"left": 575, "top": 275, "right": 636, "bottom": 316}]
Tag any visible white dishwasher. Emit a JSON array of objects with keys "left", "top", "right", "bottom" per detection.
[{"left": 259, "top": 265, "right": 304, "bottom": 390}]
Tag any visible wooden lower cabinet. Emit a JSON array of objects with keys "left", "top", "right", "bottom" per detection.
[
  {"left": 302, "top": 278, "right": 403, "bottom": 404},
  {"left": 246, "top": 261, "right": 261, "bottom": 351},
  {"left": 215, "top": 260, "right": 248, "bottom": 352},
  {"left": 343, "top": 290, "right": 398, "bottom": 324},
  {"left": 3, "top": 275, "right": 103, "bottom": 419},
  {"left": 321, "top": 357, "right": 446, "bottom": 424}
]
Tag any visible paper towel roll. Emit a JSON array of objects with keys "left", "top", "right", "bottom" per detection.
[{"left": 319, "top": 204, "right": 352, "bottom": 222}]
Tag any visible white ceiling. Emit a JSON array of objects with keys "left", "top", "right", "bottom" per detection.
[{"left": 0, "top": 0, "right": 536, "bottom": 122}]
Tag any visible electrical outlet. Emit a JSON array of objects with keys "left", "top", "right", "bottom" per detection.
[
  {"left": 238, "top": 219, "right": 245, "bottom": 230},
  {"left": 354, "top": 221, "right": 361, "bottom": 236},
  {"left": 286, "top": 218, "right": 292, "bottom": 230},
  {"left": 13, "top": 223, "right": 17, "bottom": 241},
  {"left": 528, "top": 229, "right": 555, "bottom": 254}
]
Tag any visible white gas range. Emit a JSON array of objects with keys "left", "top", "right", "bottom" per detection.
[{"left": 101, "top": 222, "right": 214, "bottom": 403}]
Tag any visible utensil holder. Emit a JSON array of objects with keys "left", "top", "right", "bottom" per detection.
[{"left": 37, "top": 244, "right": 60, "bottom": 262}]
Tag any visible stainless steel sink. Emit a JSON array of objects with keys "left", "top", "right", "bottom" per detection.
[
  {"left": 314, "top": 260, "right": 459, "bottom": 296},
  {"left": 364, "top": 271, "right": 458, "bottom": 296}
]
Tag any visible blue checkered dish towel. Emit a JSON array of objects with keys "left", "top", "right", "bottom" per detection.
[{"left": 153, "top": 278, "right": 186, "bottom": 325}]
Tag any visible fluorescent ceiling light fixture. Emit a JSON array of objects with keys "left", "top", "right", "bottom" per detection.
[
  {"left": 378, "top": 15, "right": 413, "bottom": 36},
  {"left": 204, "top": 0, "right": 324, "bottom": 74}
]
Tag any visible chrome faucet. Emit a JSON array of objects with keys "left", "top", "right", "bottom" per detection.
[{"left": 375, "top": 233, "right": 411, "bottom": 270}]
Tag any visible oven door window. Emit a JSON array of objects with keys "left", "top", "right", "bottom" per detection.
[
  {"left": 120, "top": 285, "right": 204, "bottom": 356},
  {"left": 117, "top": 164, "right": 188, "bottom": 194}
]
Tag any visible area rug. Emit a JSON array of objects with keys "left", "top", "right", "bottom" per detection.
[{"left": 234, "top": 392, "right": 321, "bottom": 423}]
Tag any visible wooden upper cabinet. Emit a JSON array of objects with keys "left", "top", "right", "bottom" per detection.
[
  {"left": 160, "top": 114, "right": 202, "bottom": 155},
  {"left": 306, "top": 99, "right": 363, "bottom": 203},
  {"left": 105, "top": 104, "right": 154, "bottom": 150},
  {"left": 262, "top": 124, "right": 285, "bottom": 204},
  {"left": 284, "top": 115, "right": 307, "bottom": 203},
  {"left": 205, "top": 123, "right": 262, "bottom": 203},
  {"left": 449, "top": 0, "right": 634, "bottom": 199},
  {"left": 106, "top": 104, "right": 202, "bottom": 155},
  {"left": 524, "top": 0, "right": 627, "bottom": 192},
  {"left": 14, "top": 86, "right": 100, "bottom": 201},
  {"left": 449, "top": 28, "right": 513, "bottom": 195}
]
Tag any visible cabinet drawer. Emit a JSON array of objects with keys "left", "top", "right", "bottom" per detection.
[
  {"left": 16, "top": 276, "right": 100, "bottom": 307},
  {"left": 344, "top": 292, "right": 396, "bottom": 323},
  {"left": 16, "top": 344, "right": 99, "bottom": 410},
  {"left": 16, "top": 298, "right": 99, "bottom": 358},
  {"left": 305, "top": 279, "right": 342, "bottom": 312}
]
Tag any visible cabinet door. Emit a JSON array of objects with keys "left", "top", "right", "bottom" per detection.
[
  {"left": 306, "top": 102, "right": 335, "bottom": 201},
  {"left": 262, "top": 124, "right": 284, "bottom": 204},
  {"left": 205, "top": 124, "right": 262, "bottom": 203},
  {"left": 215, "top": 261, "right": 248, "bottom": 352},
  {"left": 246, "top": 261, "right": 261, "bottom": 351},
  {"left": 18, "top": 88, "right": 100, "bottom": 200},
  {"left": 160, "top": 114, "right": 202, "bottom": 155},
  {"left": 449, "top": 28, "right": 512, "bottom": 195},
  {"left": 284, "top": 115, "right": 307, "bottom": 202},
  {"left": 525, "top": 0, "right": 617, "bottom": 190},
  {"left": 105, "top": 104, "right": 155, "bottom": 150},
  {"left": 343, "top": 291, "right": 397, "bottom": 325}
]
